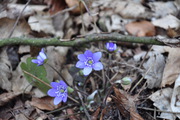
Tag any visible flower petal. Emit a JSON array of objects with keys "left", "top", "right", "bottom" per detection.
[
  {"left": 37, "top": 56, "right": 44, "bottom": 61},
  {"left": 54, "top": 97, "right": 62, "bottom": 105},
  {"left": 32, "top": 59, "right": 39, "bottom": 64},
  {"left": 59, "top": 80, "right": 67, "bottom": 87},
  {"left": 83, "top": 67, "right": 92, "bottom": 75},
  {"left": 78, "top": 54, "right": 87, "bottom": 61},
  {"left": 93, "top": 52, "right": 102, "bottom": 62},
  {"left": 39, "top": 52, "right": 47, "bottom": 60},
  {"left": 76, "top": 61, "right": 86, "bottom": 68},
  {"left": 47, "top": 89, "right": 57, "bottom": 97},
  {"left": 50, "top": 82, "right": 58, "bottom": 88},
  {"left": 93, "top": 62, "right": 103, "bottom": 70},
  {"left": 62, "top": 94, "right": 68, "bottom": 102},
  {"left": 113, "top": 44, "right": 117, "bottom": 50},
  {"left": 84, "top": 50, "right": 93, "bottom": 57}
]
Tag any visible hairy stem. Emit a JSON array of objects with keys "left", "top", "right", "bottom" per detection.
[{"left": 0, "top": 33, "right": 170, "bottom": 47}]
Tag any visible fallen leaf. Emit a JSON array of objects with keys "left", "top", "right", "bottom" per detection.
[
  {"left": 0, "top": 18, "right": 31, "bottom": 39},
  {"left": 125, "top": 21, "right": 156, "bottom": 37},
  {"left": 112, "top": 87, "right": 144, "bottom": 120},
  {"left": 148, "top": 2, "right": 178, "bottom": 18},
  {"left": 113, "top": 1, "right": 152, "bottom": 19},
  {"left": 15, "top": 114, "right": 29, "bottom": 120},
  {"left": 161, "top": 47, "right": 180, "bottom": 87},
  {"left": 0, "top": 91, "right": 21, "bottom": 106},
  {"left": 30, "top": 96, "right": 61, "bottom": 110},
  {"left": 0, "top": 49, "right": 12, "bottom": 91},
  {"left": 171, "top": 74, "right": 180, "bottom": 119},
  {"left": 67, "top": 108, "right": 80, "bottom": 120},
  {"left": 143, "top": 51, "right": 165, "bottom": 88},
  {"left": 149, "top": 88, "right": 175, "bottom": 120},
  {"left": 44, "top": 0, "right": 66, "bottom": 15},
  {"left": 152, "top": 15, "right": 180, "bottom": 30},
  {"left": 11, "top": 55, "right": 32, "bottom": 93},
  {"left": 91, "top": 107, "right": 101, "bottom": 120},
  {"left": 65, "top": 0, "right": 86, "bottom": 14}
]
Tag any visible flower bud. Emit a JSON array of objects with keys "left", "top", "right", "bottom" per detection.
[
  {"left": 105, "top": 42, "right": 117, "bottom": 52},
  {"left": 121, "top": 77, "right": 132, "bottom": 85}
]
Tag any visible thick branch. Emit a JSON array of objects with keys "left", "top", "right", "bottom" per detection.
[{"left": 0, "top": 33, "right": 179, "bottom": 47}]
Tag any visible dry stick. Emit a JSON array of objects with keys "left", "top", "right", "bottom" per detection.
[
  {"left": 22, "top": 70, "right": 79, "bottom": 104},
  {"left": 139, "top": 45, "right": 153, "bottom": 68},
  {"left": 79, "top": 1, "right": 85, "bottom": 35},
  {"left": 0, "top": 33, "right": 171, "bottom": 47},
  {"left": 137, "top": 107, "right": 180, "bottom": 114},
  {"left": 8, "top": 0, "right": 32, "bottom": 38},
  {"left": 76, "top": 86, "right": 91, "bottom": 120},
  {"left": 46, "top": 63, "right": 70, "bottom": 87},
  {"left": 130, "top": 66, "right": 152, "bottom": 93}
]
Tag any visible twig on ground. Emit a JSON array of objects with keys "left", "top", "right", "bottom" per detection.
[
  {"left": 76, "top": 86, "right": 91, "bottom": 120},
  {"left": 8, "top": 0, "right": 31, "bottom": 38},
  {"left": 129, "top": 66, "right": 152, "bottom": 93},
  {"left": 1, "top": 33, "right": 174, "bottom": 47},
  {"left": 137, "top": 107, "right": 180, "bottom": 114}
]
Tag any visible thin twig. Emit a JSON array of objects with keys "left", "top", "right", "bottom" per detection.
[
  {"left": 76, "top": 86, "right": 91, "bottom": 120},
  {"left": 8, "top": 0, "right": 31, "bottom": 38},
  {"left": 137, "top": 107, "right": 180, "bottom": 114},
  {"left": 46, "top": 63, "right": 70, "bottom": 87},
  {"left": 130, "top": 66, "right": 152, "bottom": 93}
]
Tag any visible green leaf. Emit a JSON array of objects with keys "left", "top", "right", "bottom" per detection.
[{"left": 21, "top": 57, "right": 51, "bottom": 94}]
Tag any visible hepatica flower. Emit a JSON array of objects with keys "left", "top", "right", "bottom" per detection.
[
  {"left": 106, "top": 42, "right": 117, "bottom": 52},
  {"left": 32, "top": 48, "right": 47, "bottom": 66},
  {"left": 76, "top": 50, "right": 103, "bottom": 76},
  {"left": 47, "top": 80, "right": 68, "bottom": 105}
]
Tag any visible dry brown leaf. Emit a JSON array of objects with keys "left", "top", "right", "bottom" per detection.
[
  {"left": 125, "top": 21, "right": 156, "bottom": 37},
  {"left": 67, "top": 108, "right": 80, "bottom": 120},
  {"left": 0, "top": 91, "right": 21, "bottom": 106},
  {"left": 30, "top": 97, "right": 61, "bottom": 110},
  {"left": 171, "top": 74, "right": 180, "bottom": 119},
  {"left": 0, "top": 18, "right": 31, "bottom": 39},
  {"left": 161, "top": 47, "right": 180, "bottom": 87},
  {"left": 0, "top": 49, "right": 12, "bottom": 91},
  {"left": 143, "top": 52, "right": 165, "bottom": 88},
  {"left": 112, "top": 87, "right": 144, "bottom": 120},
  {"left": 113, "top": 1, "right": 151, "bottom": 19},
  {"left": 152, "top": 15, "right": 180, "bottom": 30},
  {"left": 15, "top": 114, "right": 29, "bottom": 120},
  {"left": 91, "top": 107, "right": 101, "bottom": 120},
  {"left": 149, "top": 87, "right": 175, "bottom": 120},
  {"left": 11, "top": 55, "right": 32, "bottom": 93},
  {"left": 148, "top": 2, "right": 178, "bottom": 18},
  {"left": 65, "top": 0, "right": 86, "bottom": 14},
  {"left": 44, "top": 0, "right": 66, "bottom": 15}
]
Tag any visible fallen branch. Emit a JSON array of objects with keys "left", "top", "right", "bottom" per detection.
[{"left": 0, "top": 33, "right": 179, "bottom": 47}]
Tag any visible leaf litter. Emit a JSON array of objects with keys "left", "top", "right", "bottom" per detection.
[{"left": 0, "top": 0, "right": 179, "bottom": 120}]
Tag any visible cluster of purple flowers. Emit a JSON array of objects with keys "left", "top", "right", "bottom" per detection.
[{"left": 32, "top": 42, "right": 117, "bottom": 105}]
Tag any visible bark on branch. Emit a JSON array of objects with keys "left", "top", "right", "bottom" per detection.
[{"left": 0, "top": 33, "right": 179, "bottom": 47}]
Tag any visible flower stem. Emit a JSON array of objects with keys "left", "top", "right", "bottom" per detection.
[
  {"left": 22, "top": 70, "right": 51, "bottom": 88},
  {"left": 103, "top": 53, "right": 112, "bottom": 93},
  {"left": 46, "top": 63, "right": 71, "bottom": 87}
]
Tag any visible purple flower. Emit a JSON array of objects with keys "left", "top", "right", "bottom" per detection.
[
  {"left": 76, "top": 50, "right": 103, "bottom": 76},
  {"left": 106, "top": 42, "right": 117, "bottom": 52},
  {"left": 47, "top": 80, "right": 68, "bottom": 105},
  {"left": 32, "top": 48, "right": 47, "bottom": 66}
]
